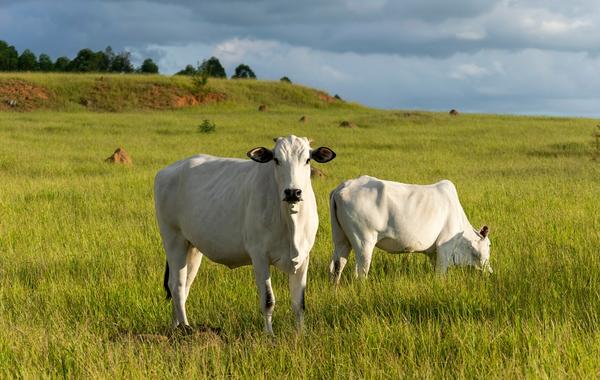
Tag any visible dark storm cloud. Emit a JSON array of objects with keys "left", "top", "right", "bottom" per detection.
[{"left": 3, "top": 0, "right": 598, "bottom": 58}]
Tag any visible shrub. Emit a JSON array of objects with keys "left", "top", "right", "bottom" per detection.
[
  {"left": 191, "top": 69, "right": 209, "bottom": 92},
  {"left": 280, "top": 76, "right": 292, "bottom": 83},
  {"left": 198, "top": 119, "right": 216, "bottom": 133}
]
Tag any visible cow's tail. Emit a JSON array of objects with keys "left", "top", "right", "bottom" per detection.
[
  {"left": 329, "top": 186, "right": 351, "bottom": 282},
  {"left": 163, "top": 260, "right": 171, "bottom": 300}
]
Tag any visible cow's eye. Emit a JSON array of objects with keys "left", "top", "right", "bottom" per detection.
[
  {"left": 306, "top": 158, "right": 310, "bottom": 164},
  {"left": 274, "top": 158, "right": 280, "bottom": 165}
]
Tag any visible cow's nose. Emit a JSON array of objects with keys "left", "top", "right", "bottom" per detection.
[{"left": 284, "top": 188, "right": 302, "bottom": 203}]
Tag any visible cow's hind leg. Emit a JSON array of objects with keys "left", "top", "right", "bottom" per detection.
[
  {"left": 252, "top": 260, "right": 275, "bottom": 335},
  {"left": 164, "top": 232, "right": 191, "bottom": 329},
  {"left": 185, "top": 246, "right": 203, "bottom": 301},
  {"left": 289, "top": 258, "right": 309, "bottom": 333},
  {"left": 329, "top": 239, "right": 351, "bottom": 285},
  {"left": 349, "top": 235, "right": 377, "bottom": 279}
]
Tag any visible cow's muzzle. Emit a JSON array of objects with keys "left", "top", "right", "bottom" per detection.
[{"left": 283, "top": 188, "right": 303, "bottom": 203}]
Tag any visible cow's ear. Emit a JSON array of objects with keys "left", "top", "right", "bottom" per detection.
[
  {"left": 247, "top": 147, "right": 274, "bottom": 163},
  {"left": 311, "top": 147, "right": 336, "bottom": 163},
  {"left": 479, "top": 225, "right": 489, "bottom": 238}
]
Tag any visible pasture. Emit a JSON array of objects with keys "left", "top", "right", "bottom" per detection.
[{"left": 0, "top": 75, "right": 599, "bottom": 378}]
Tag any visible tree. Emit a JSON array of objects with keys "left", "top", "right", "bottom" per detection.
[
  {"left": 68, "top": 49, "right": 96, "bottom": 71},
  {"left": 176, "top": 64, "right": 197, "bottom": 76},
  {"left": 139, "top": 58, "right": 159, "bottom": 74},
  {"left": 280, "top": 76, "right": 292, "bottom": 83},
  {"left": 0, "top": 40, "right": 19, "bottom": 71},
  {"left": 18, "top": 49, "right": 38, "bottom": 71},
  {"left": 231, "top": 64, "right": 256, "bottom": 79},
  {"left": 199, "top": 56, "right": 226, "bottom": 78},
  {"left": 104, "top": 46, "right": 115, "bottom": 67},
  {"left": 109, "top": 51, "right": 133, "bottom": 73},
  {"left": 94, "top": 50, "right": 110, "bottom": 72},
  {"left": 38, "top": 54, "right": 53, "bottom": 71},
  {"left": 54, "top": 56, "right": 71, "bottom": 71}
]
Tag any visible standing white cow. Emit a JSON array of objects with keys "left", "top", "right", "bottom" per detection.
[
  {"left": 154, "top": 135, "right": 335, "bottom": 334},
  {"left": 329, "top": 176, "right": 492, "bottom": 284}
]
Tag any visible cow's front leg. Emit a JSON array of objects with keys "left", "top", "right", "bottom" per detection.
[
  {"left": 289, "top": 257, "right": 309, "bottom": 333},
  {"left": 252, "top": 260, "right": 275, "bottom": 335}
]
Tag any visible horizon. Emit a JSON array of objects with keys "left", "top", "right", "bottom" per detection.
[{"left": 2, "top": 0, "right": 600, "bottom": 118}]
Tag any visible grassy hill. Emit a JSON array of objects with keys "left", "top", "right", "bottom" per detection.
[
  {"left": 0, "top": 74, "right": 599, "bottom": 378},
  {"left": 0, "top": 73, "right": 352, "bottom": 112}
]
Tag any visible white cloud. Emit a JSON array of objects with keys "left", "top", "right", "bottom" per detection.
[{"left": 450, "top": 63, "right": 491, "bottom": 80}]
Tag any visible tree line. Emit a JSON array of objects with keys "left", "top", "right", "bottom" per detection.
[
  {"left": 176, "top": 57, "right": 257, "bottom": 79},
  {"left": 0, "top": 40, "right": 158, "bottom": 73},
  {"left": 0, "top": 40, "right": 295, "bottom": 82}
]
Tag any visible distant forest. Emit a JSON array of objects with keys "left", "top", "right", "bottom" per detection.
[
  {"left": 0, "top": 40, "right": 268, "bottom": 80},
  {"left": 0, "top": 41, "right": 158, "bottom": 73}
]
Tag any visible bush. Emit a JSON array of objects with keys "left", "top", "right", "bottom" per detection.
[
  {"left": 280, "top": 76, "right": 292, "bottom": 83},
  {"left": 198, "top": 119, "right": 216, "bottom": 133},
  {"left": 191, "top": 69, "right": 209, "bottom": 92}
]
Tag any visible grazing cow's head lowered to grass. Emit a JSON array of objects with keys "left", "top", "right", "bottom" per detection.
[
  {"left": 248, "top": 135, "right": 336, "bottom": 213},
  {"left": 453, "top": 226, "right": 492, "bottom": 273},
  {"left": 473, "top": 226, "right": 492, "bottom": 273}
]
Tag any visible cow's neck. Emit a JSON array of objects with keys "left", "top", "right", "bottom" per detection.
[
  {"left": 255, "top": 164, "right": 315, "bottom": 272},
  {"left": 280, "top": 188, "right": 314, "bottom": 273}
]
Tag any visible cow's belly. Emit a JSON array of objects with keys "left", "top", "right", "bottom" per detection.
[
  {"left": 183, "top": 223, "right": 250, "bottom": 268},
  {"left": 203, "top": 250, "right": 252, "bottom": 269},
  {"left": 376, "top": 235, "right": 436, "bottom": 254}
]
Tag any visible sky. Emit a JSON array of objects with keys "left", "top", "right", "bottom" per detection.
[{"left": 2, "top": 0, "right": 600, "bottom": 116}]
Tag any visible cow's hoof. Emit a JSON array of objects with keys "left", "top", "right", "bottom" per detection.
[{"left": 172, "top": 324, "right": 194, "bottom": 336}]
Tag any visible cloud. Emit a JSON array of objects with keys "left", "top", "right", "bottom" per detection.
[
  {"left": 450, "top": 64, "right": 491, "bottom": 80},
  {"left": 2, "top": 0, "right": 600, "bottom": 115}
]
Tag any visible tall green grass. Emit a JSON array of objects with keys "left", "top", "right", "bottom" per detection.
[{"left": 0, "top": 98, "right": 599, "bottom": 377}]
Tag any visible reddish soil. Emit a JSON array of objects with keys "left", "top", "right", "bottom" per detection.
[
  {"left": 140, "top": 84, "right": 226, "bottom": 109},
  {"left": 317, "top": 91, "right": 336, "bottom": 103},
  {"left": 0, "top": 79, "right": 51, "bottom": 111}
]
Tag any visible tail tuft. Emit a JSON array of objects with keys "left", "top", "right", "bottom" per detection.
[{"left": 163, "top": 261, "right": 171, "bottom": 300}]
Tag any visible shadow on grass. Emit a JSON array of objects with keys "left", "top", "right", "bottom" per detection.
[
  {"left": 527, "top": 142, "right": 589, "bottom": 158},
  {"left": 110, "top": 324, "right": 225, "bottom": 345}
]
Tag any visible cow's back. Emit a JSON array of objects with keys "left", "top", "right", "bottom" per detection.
[{"left": 333, "top": 176, "right": 457, "bottom": 253}]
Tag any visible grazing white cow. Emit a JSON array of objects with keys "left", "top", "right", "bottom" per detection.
[
  {"left": 329, "top": 176, "right": 492, "bottom": 283},
  {"left": 154, "top": 135, "right": 335, "bottom": 334}
]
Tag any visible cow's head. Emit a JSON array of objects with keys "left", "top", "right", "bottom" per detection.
[
  {"left": 470, "top": 225, "right": 492, "bottom": 273},
  {"left": 449, "top": 226, "right": 492, "bottom": 273},
  {"left": 247, "top": 135, "right": 335, "bottom": 212}
]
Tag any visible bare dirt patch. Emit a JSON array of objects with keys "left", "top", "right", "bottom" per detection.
[
  {"left": 317, "top": 91, "right": 336, "bottom": 103},
  {"left": 0, "top": 79, "right": 52, "bottom": 111},
  {"left": 86, "top": 79, "right": 227, "bottom": 111},
  {"left": 141, "top": 84, "right": 227, "bottom": 109}
]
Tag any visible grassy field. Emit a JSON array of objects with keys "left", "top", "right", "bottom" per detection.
[{"left": 0, "top": 74, "right": 599, "bottom": 378}]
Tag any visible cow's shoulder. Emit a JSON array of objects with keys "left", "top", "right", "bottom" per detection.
[{"left": 432, "top": 179, "right": 457, "bottom": 196}]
